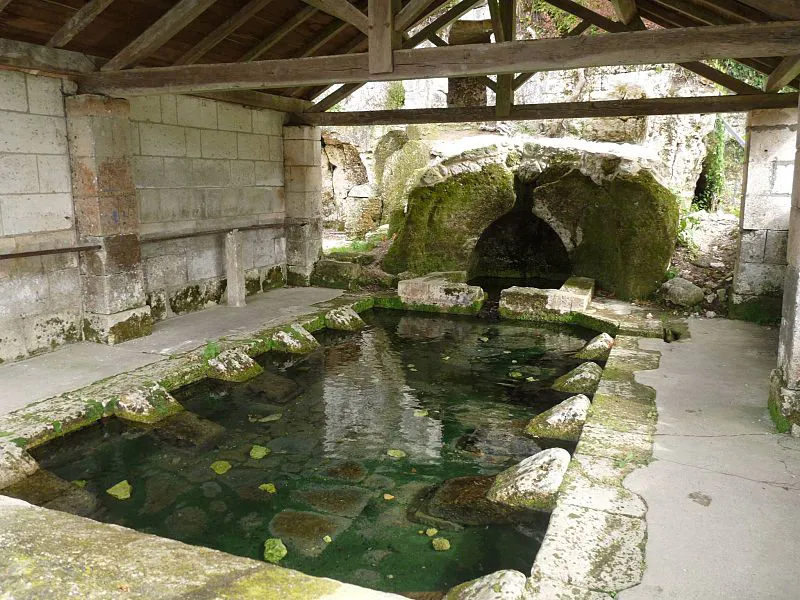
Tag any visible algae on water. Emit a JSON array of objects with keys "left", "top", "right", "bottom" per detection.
[
  {"left": 263, "top": 538, "right": 288, "bottom": 563},
  {"left": 106, "top": 480, "right": 132, "bottom": 500}
]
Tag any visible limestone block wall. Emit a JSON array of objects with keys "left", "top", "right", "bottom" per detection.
[
  {"left": 127, "top": 96, "right": 287, "bottom": 320},
  {"left": 731, "top": 109, "right": 797, "bottom": 322},
  {"left": 0, "top": 72, "right": 81, "bottom": 362}
]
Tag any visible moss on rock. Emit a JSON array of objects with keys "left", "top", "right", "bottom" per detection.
[{"left": 383, "top": 164, "right": 515, "bottom": 275}]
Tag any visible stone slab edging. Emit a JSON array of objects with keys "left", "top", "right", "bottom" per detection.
[
  {"left": 0, "top": 293, "right": 376, "bottom": 487},
  {"left": 0, "top": 494, "right": 404, "bottom": 600},
  {"left": 525, "top": 335, "right": 661, "bottom": 599}
]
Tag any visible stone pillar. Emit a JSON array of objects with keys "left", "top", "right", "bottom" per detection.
[
  {"left": 284, "top": 125, "right": 322, "bottom": 286},
  {"left": 731, "top": 109, "right": 797, "bottom": 322},
  {"left": 772, "top": 98, "right": 800, "bottom": 433},
  {"left": 66, "top": 95, "right": 152, "bottom": 344},
  {"left": 447, "top": 20, "right": 492, "bottom": 108},
  {"left": 225, "top": 229, "right": 246, "bottom": 307}
]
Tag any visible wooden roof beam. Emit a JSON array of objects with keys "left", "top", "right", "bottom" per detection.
[
  {"left": 102, "top": 0, "right": 218, "bottom": 70},
  {"left": 300, "top": 0, "right": 369, "bottom": 34},
  {"left": 545, "top": 0, "right": 762, "bottom": 95},
  {"left": 767, "top": 55, "right": 800, "bottom": 92},
  {"left": 47, "top": 0, "right": 116, "bottom": 49},
  {"left": 175, "top": 0, "right": 276, "bottom": 65},
  {"left": 0, "top": 0, "right": 13, "bottom": 15},
  {"left": 736, "top": 0, "right": 800, "bottom": 20},
  {"left": 395, "top": 0, "right": 438, "bottom": 31},
  {"left": 80, "top": 21, "right": 800, "bottom": 96},
  {"left": 240, "top": 5, "right": 317, "bottom": 62},
  {"left": 294, "top": 92, "right": 800, "bottom": 125}
]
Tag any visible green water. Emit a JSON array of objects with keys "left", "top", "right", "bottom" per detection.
[{"left": 31, "top": 310, "right": 593, "bottom": 595}]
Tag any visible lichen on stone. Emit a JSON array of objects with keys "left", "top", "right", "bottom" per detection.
[
  {"left": 115, "top": 382, "right": 184, "bottom": 424},
  {"left": 207, "top": 348, "right": 264, "bottom": 383},
  {"left": 525, "top": 394, "right": 591, "bottom": 442},
  {"left": 552, "top": 362, "right": 604, "bottom": 395},
  {"left": 487, "top": 448, "right": 571, "bottom": 512},
  {"left": 324, "top": 306, "right": 365, "bottom": 331},
  {"left": 270, "top": 324, "right": 320, "bottom": 354}
]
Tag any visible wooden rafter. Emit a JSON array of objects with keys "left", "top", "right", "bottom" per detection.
[
  {"left": 428, "top": 33, "right": 497, "bottom": 92},
  {"left": 544, "top": 0, "right": 762, "bottom": 95},
  {"left": 193, "top": 90, "right": 311, "bottom": 113},
  {"left": 650, "top": 0, "right": 748, "bottom": 25},
  {"left": 512, "top": 19, "right": 590, "bottom": 91},
  {"left": 682, "top": 0, "right": 785, "bottom": 23},
  {"left": 610, "top": 0, "right": 639, "bottom": 25},
  {"left": 79, "top": 21, "right": 800, "bottom": 96},
  {"left": 300, "top": 0, "right": 370, "bottom": 34},
  {"left": 736, "top": 0, "right": 800, "bottom": 20},
  {"left": 175, "top": 0, "right": 276, "bottom": 65},
  {"left": 395, "top": 0, "right": 438, "bottom": 31},
  {"left": 0, "top": 0, "right": 13, "bottom": 14},
  {"left": 240, "top": 5, "right": 317, "bottom": 62},
  {"left": 47, "top": 0, "right": 116, "bottom": 48},
  {"left": 295, "top": 93, "right": 800, "bottom": 125},
  {"left": 102, "top": 0, "right": 218, "bottom": 70},
  {"left": 767, "top": 55, "right": 800, "bottom": 92}
]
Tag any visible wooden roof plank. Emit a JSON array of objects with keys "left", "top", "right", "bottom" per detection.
[
  {"left": 240, "top": 4, "right": 317, "bottom": 61},
  {"left": 767, "top": 54, "right": 800, "bottom": 92},
  {"left": 47, "top": 0, "right": 116, "bottom": 48},
  {"left": 295, "top": 92, "right": 800, "bottom": 125},
  {"left": 300, "top": 0, "right": 369, "bottom": 34},
  {"left": 174, "top": 0, "right": 277, "bottom": 65},
  {"left": 736, "top": 0, "right": 800, "bottom": 20},
  {"left": 101, "top": 0, "right": 218, "bottom": 70},
  {"left": 79, "top": 21, "right": 800, "bottom": 96}
]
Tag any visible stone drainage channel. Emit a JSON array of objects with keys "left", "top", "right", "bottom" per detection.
[{"left": 0, "top": 273, "right": 678, "bottom": 599}]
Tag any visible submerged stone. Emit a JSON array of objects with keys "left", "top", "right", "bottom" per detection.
[
  {"left": 487, "top": 448, "right": 571, "bottom": 512},
  {"left": 152, "top": 411, "right": 226, "bottom": 449},
  {"left": 574, "top": 333, "right": 615, "bottom": 362},
  {"left": 445, "top": 569, "right": 527, "bottom": 600},
  {"left": 106, "top": 480, "right": 132, "bottom": 500},
  {"left": 263, "top": 538, "right": 288, "bottom": 563},
  {"left": 207, "top": 348, "right": 264, "bottom": 383},
  {"left": 165, "top": 505, "right": 208, "bottom": 540},
  {"left": 324, "top": 306, "right": 366, "bottom": 331},
  {"left": 323, "top": 461, "right": 367, "bottom": 483},
  {"left": 268, "top": 509, "right": 352, "bottom": 557},
  {"left": 552, "top": 362, "right": 603, "bottom": 395},
  {"left": 292, "top": 485, "right": 373, "bottom": 518},
  {"left": 0, "top": 443, "right": 39, "bottom": 490},
  {"left": 245, "top": 372, "right": 300, "bottom": 405},
  {"left": 525, "top": 394, "right": 591, "bottom": 442},
  {"left": 1, "top": 469, "right": 73, "bottom": 506},
  {"left": 115, "top": 382, "right": 183, "bottom": 424},
  {"left": 425, "top": 476, "right": 522, "bottom": 526},
  {"left": 141, "top": 473, "right": 190, "bottom": 515},
  {"left": 457, "top": 423, "right": 542, "bottom": 464}
]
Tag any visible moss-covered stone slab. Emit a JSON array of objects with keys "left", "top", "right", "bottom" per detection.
[
  {"left": 325, "top": 306, "right": 366, "bottom": 331},
  {"left": 574, "top": 333, "right": 614, "bottom": 361},
  {"left": 525, "top": 394, "right": 590, "bottom": 442},
  {"left": 311, "top": 259, "right": 362, "bottom": 290},
  {"left": 524, "top": 575, "right": 610, "bottom": 600},
  {"left": 397, "top": 272, "right": 486, "bottom": 314},
  {"left": 487, "top": 448, "right": 570, "bottom": 512},
  {"left": 422, "top": 475, "right": 525, "bottom": 526},
  {"left": 207, "top": 348, "right": 264, "bottom": 383},
  {"left": 115, "top": 382, "right": 184, "bottom": 424},
  {"left": 268, "top": 509, "right": 353, "bottom": 558},
  {"left": 445, "top": 569, "right": 527, "bottom": 600},
  {"left": 270, "top": 324, "right": 320, "bottom": 354},
  {"left": 0, "top": 441, "right": 38, "bottom": 490},
  {"left": 0, "top": 495, "right": 400, "bottom": 599},
  {"left": 552, "top": 362, "right": 603, "bottom": 395},
  {"left": 532, "top": 504, "right": 646, "bottom": 593},
  {"left": 575, "top": 424, "right": 652, "bottom": 464},
  {"left": 498, "top": 278, "right": 594, "bottom": 323},
  {"left": 559, "top": 457, "right": 647, "bottom": 519}
]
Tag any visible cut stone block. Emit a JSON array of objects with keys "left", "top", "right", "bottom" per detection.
[
  {"left": 525, "top": 394, "right": 590, "bottom": 442},
  {"left": 325, "top": 306, "right": 365, "bottom": 331},
  {"left": 0, "top": 442, "right": 38, "bottom": 490},
  {"left": 268, "top": 509, "right": 352, "bottom": 557},
  {"left": 398, "top": 271, "right": 486, "bottom": 313},
  {"left": 487, "top": 448, "right": 571, "bottom": 512},
  {"left": 82, "top": 306, "right": 152, "bottom": 345},
  {"left": 207, "top": 348, "right": 264, "bottom": 383},
  {"left": 445, "top": 569, "right": 526, "bottom": 600},
  {"left": 270, "top": 324, "right": 320, "bottom": 354},
  {"left": 499, "top": 277, "right": 595, "bottom": 320},
  {"left": 574, "top": 333, "right": 614, "bottom": 361},
  {"left": 115, "top": 382, "right": 184, "bottom": 424},
  {"left": 552, "top": 362, "right": 603, "bottom": 395}
]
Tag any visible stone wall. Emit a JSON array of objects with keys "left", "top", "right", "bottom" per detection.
[
  {"left": 127, "top": 95, "right": 287, "bottom": 320},
  {"left": 731, "top": 109, "right": 797, "bottom": 322},
  {"left": 0, "top": 72, "right": 81, "bottom": 362}
]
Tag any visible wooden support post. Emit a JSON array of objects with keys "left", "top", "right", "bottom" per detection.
[
  {"left": 495, "top": 0, "right": 516, "bottom": 118},
  {"left": 611, "top": 0, "right": 639, "bottom": 25},
  {"left": 369, "top": 0, "right": 400, "bottom": 74}
]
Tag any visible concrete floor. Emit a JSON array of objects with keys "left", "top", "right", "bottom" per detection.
[
  {"left": 0, "top": 287, "right": 342, "bottom": 416},
  {"left": 621, "top": 318, "right": 800, "bottom": 600}
]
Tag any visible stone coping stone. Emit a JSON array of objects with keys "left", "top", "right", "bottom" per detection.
[
  {"left": 397, "top": 271, "right": 486, "bottom": 314},
  {"left": 0, "top": 495, "right": 402, "bottom": 599},
  {"left": 499, "top": 276, "right": 594, "bottom": 321},
  {"left": 528, "top": 335, "right": 660, "bottom": 596}
]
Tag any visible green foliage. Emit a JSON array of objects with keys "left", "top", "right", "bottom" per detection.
[
  {"left": 694, "top": 116, "right": 726, "bottom": 211},
  {"left": 203, "top": 341, "right": 221, "bottom": 360},
  {"left": 710, "top": 59, "right": 766, "bottom": 89},
  {"left": 665, "top": 266, "right": 679, "bottom": 280},
  {"left": 384, "top": 81, "right": 406, "bottom": 110},
  {"left": 531, "top": 0, "right": 580, "bottom": 36},
  {"left": 327, "top": 240, "right": 376, "bottom": 254},
  {"left": 51, "top": 421, "right": 62, "bottom": 434},
  {"left": 678, "top": 212, "right": 701, "bottom": 250}
]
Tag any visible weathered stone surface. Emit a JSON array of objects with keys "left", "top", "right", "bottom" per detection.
[
  {"left": 522, "top": 575, "right": 609, "bottom": 600},
  {"left": 487, "top": 448, "right": 570, "bottom": 512},
  {"left": 268, "top": 509, "right": 352, "bottom": 557},
  {"left": 325, "top": 306, "right": 366, "bottom": 331},
  {"left": 424, "top": 475, "right": 519, "bottom": 526},
  {"left": 661, "top": 277, "right": 704, "bottom": 307},
  {"left": 292, "top": 485, "right": 373, "bottom": 518},
  {"left": 0, "top": 442, "right": 38, "bottom": 490},
  {"left": 532, "top": 504, "right": 646, "bottom": 592},
  {"left": 397, "top": 272, "right": 486, "bottom": 313},
  {"left": 115, "top": 382, "right": 183, "bottom": 423},
  {"left": 446, "top": 570, "right": 526, "bottom": 600},
  {"left": 311, "top": 259, "right": 362, "bottom": 290},
  {"left": 207, "top": 348, "right": 264, "bottom": 383},
  {"left": 552, "top": 363, "right": 603, "bottom": 395},
  {"left": 0, "top": 495, "right": 400, "bottom": 598},
  {"left": 270, "top": 323, "right": 320, "bottom": 354},
  {"left": 499, "top": 278, "right": 594, "bottom": 321},
  {"left": 559, "top": 454, "right": 646, "bottom": 519},
  {"left": 525, "top": 394, "right": 590, "bottom": 442},
  {"left": 574, "top": 333, "right": 614, "bottom": 362}
]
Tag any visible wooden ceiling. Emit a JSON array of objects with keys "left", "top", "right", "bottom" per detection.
[{"left": 0, "top": 0, "right": 798, "bottom": 120}]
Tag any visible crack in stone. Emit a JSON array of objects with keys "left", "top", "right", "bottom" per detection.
[{"left": 655, "top": 457, "right": 800, "bottom": 491}]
